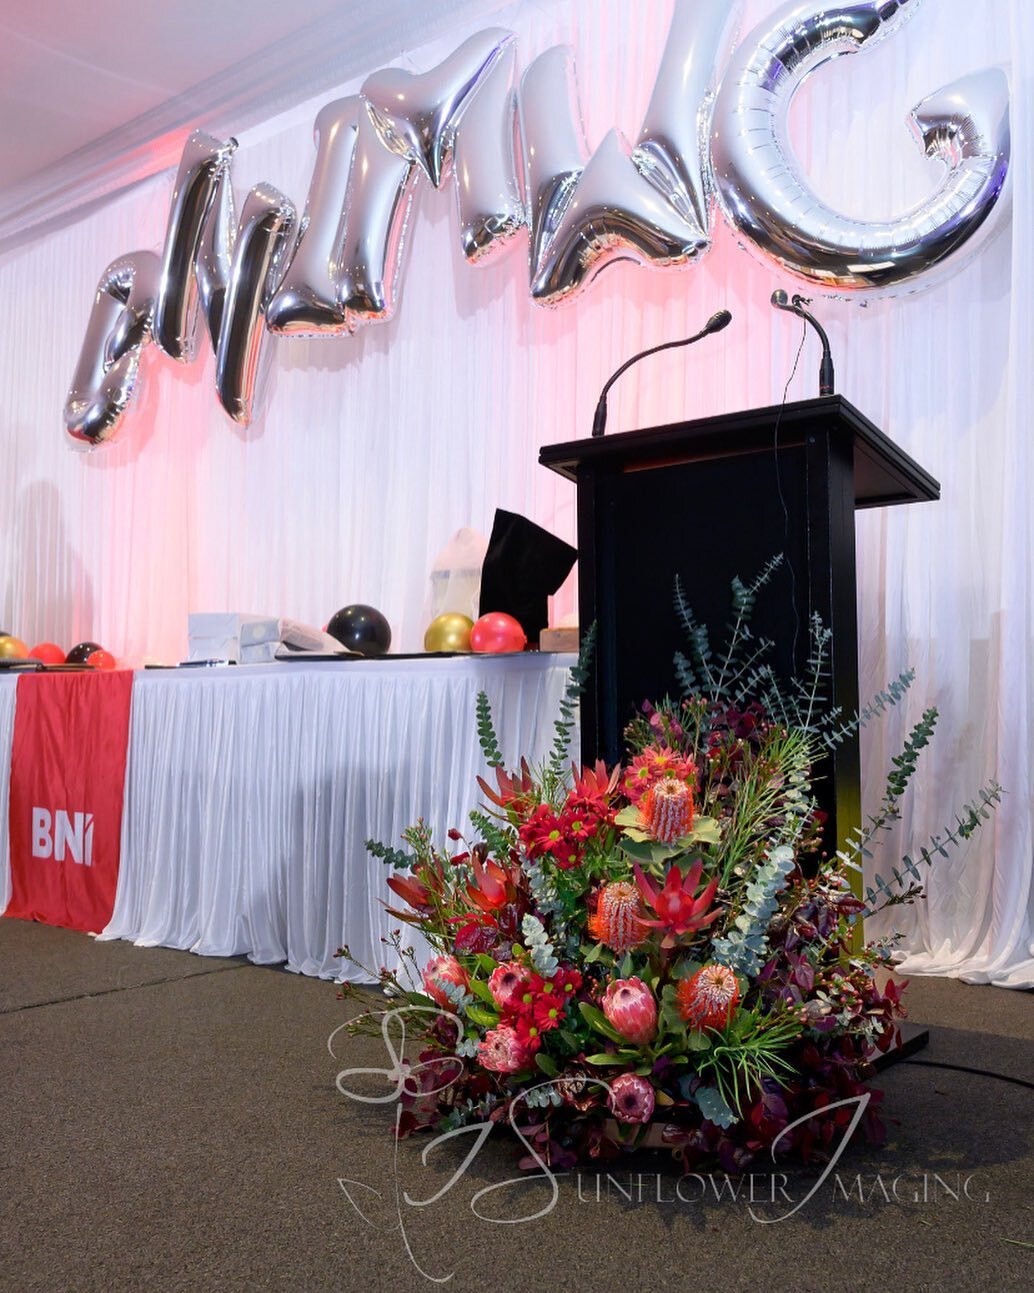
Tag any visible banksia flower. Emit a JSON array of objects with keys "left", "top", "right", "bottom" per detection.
[
  {"left": 607, "top": 1072, "right": 655, "bottom": 1124},
  {"left": 478, "top": 1024, "right": 531, "bottom": 1073},
  {"left": 603, "top": 977, "right": 658, "bottom": 1046},
  {"left": 639, "top": 776, "right": 694, "bottom": 843},
  {"left": 676, "top": 964, "right": 740, "bottom": 1030},
  {"left": 422, "top": 954, "right": 469, "bottom": 1008},
  {"left": 587, "top": 881, "right": 646, "bottom": 953}
]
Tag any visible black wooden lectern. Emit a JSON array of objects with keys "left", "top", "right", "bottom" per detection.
[{"left": 539, "top": 395, "right": 939, "bottom": 858}]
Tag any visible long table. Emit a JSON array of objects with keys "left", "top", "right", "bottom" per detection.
[{"left": 0, "top": 654, "right": 575, "bottom": 980}]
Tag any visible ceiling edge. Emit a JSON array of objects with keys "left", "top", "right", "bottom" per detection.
[{"left": 0, "top": 0, "right": 510, "bottom": 257}]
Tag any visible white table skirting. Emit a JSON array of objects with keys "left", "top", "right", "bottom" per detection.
[{"left": 0, "top": 655, "right": 573, "bottom": 980}]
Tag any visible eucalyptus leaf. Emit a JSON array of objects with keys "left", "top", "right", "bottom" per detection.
[{"left": 696, "top": 1085, "right": 736, "bottom": 1129}]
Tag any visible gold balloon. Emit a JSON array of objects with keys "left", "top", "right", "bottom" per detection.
[
  {"left": 0, "top": 635, "right": 28, "bottom": 659},
  {"left": 424, "top": 613, "right": 474, "bottom": 653}
]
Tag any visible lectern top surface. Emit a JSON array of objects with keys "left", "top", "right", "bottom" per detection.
[{"left": 539, "top": 395, "right": 939, "bottom": 509}]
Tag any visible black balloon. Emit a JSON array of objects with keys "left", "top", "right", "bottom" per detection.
[
  {"left": 326, "top": 605, "right": 391, "bottom": 657},
  {"left": 66, "top": 641, "right": 103, "bottom": 664}
]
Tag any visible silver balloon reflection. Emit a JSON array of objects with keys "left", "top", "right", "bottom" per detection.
[
  {"left": 153, "top": 130, "right": 238, "bottom": 361},
  {"left": 266, "top": 98, "right": 362, "bottom": 335},
  {"left": 64, "top": 251, "right": 160, "bottom": 448},
  {"left": 520, "top": 48, "right": 708, "bottom": 308},
  {"left": 214, "top": 181, "right": 296, "bottom": 424},
  {"left": 519, "top": 0, "right": 740, "bottom": 307},
  {"left": 337, "top": 109, "right": 418, "bottom": 325},
  {"left": 362, "top": 29, "right": 512, "bottom": 188},
  {"left": 452, "top": 39, "right": 524, "bottom": 263},
  {"left": 634, "top": 0, "right": 741, "bottom": 236},
  {"left": 269, "top": 30, "right": 514, "bottom": 335},
  {"left": 150, "top": 128, "right": 297, "bottom": 420},
  {"left": 710, "top": 0, "right": 1011, "bottom": 292}
]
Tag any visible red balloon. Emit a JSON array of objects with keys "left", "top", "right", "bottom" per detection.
[
  {"left": 29, "top": 642, "right": 65, "bottom": 665},
  {"left": 470, "top": 612, "right": 527, "bottom": 654},
  {"left": 86, "top": 649, "right": 117, "bottom": 671}
]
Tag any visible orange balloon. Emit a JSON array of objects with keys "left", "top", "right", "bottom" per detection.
[
  {"left": 86, "top": 649, "right": 117, "bottom": 671},
  {"left": 470, "top": 612, "right": 527, "bottom": 654},
  {"left": 0, "top": 635, "right": 28, "bottom": 659},
  {"left": 29, "top": 642, "right": 65, "bottom": 665}
]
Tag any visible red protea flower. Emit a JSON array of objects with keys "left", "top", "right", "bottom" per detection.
[
  {"left": 384, "top": 872, "right": 433, "bottom": 915},
  {"left": 422, "top": 954, "right": 469, "bottom": 1008},
  {"left": 587, "top": 881, "right": 647, "bottom": 953},
  {"left": 676, "top": 964, "right": 740, "bottom": 1030},
  {"left": 607, "top": 1072, "right": 655, "bottom": 1124},
  {"left": 476, "top": 757, "right": 536, "bottom": 812},
  {"left": 602, "top": 977, "right": 658, "bottom": 1045},
  {"left": 488, "top": 961, "right": 528, "bottom": 1010},
  {"left": 638, "top": 776, "right": 695, "bottom": 843},
  {"left": 477, "top": 1024, "right": 531, "bottom": 1072},
  {"left": 633, "top": 859, "right": 720, "bottom": 949},
  {"left": 466, "top": 855, "right": 518, "bottom": 912}
]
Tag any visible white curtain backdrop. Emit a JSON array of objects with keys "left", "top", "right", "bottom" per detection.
[{"left": 0, "top": 0, "right": 1030, "bottom": 985}]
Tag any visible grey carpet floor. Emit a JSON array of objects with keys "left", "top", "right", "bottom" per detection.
[{"left": 1, "top": 918, "right": 1031, "bottom": 1293}]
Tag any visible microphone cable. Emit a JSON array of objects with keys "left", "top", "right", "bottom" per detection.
[{"left": 771, "top": 316, "right": 809, "bottom": 668}]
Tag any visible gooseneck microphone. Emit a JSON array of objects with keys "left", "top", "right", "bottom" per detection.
[
  {"left": 771, "top": 290, "right": 835, "bottom": 397},
  {"left": 591, "top": 309, "right": 732, "bottom": 438}
]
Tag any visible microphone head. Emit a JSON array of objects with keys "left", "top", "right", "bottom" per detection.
[
  {"left": 771, "top": 289, "right": 791, "bottom": 308},
  {"left": 706, "top": 308, "right": 732, "bottom": 333}
]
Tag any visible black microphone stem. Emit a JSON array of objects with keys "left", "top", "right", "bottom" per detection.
[
  {"left": 591, "top": 310, "right": 731, "bottom": 438},
  {"left": 771, "top": 290, "right": 835, "bottom": 398}
]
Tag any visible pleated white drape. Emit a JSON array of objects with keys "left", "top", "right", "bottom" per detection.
[
  {"left": 0, "top": 0, "right": 1030, "bottom": 984},
  {"left": 99, "top": 656, "right": 572, "bottom": 979}
]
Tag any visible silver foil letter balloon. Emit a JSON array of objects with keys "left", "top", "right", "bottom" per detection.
[
  {"left": 153, "top": 130, "right": 238, "bottom": 361},
  {"left": 64, "top": 251, "right": 161, "bottom": 447},
  {"left": 451, "top": 39, "right": 525, "bottom": 264},
  {"left": 265, "top": 98, "right": 363, "bottom": 335},
  {"left": 214, "top": 181, "right": 296, "bottom": 424},
  {"left": 710, "top": 0, "right": 1011, "bottom": 292},
  {"left": 151, "top": 128, "right": 296, "bottom": 422},
  {"left": 519, "top": 0, "right": 740, "bottom": 307}
]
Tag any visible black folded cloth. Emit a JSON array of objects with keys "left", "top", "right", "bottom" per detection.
[{"left": 478, "top": 509, "right": 578, "bottom": 642}]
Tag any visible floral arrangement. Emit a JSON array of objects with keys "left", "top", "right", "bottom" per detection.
[{"left": 340, "top": 562, "right": 1001, "bottom": 1172}]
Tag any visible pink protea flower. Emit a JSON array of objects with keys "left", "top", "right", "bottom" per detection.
[
  {"left": 422, "top": 954, "right": 468, "bottom": 1008},
  {"left": 639, "top": 776, "right": 695, "bottom": 843},
  {"left": 676, "top": 964, "right": 741, "bottom": 1030},
  {"left": 602, "top": 977, "right": 658, "bottom": 1046},
  {"left": 488, "top": 961, "right": 528, "bottom": 1010},
  {"left": 478, "top": 1024, "right": 531, "bottom": 1073},
  {"left": 607, "top": 1072, "right": 655, "bottom": 1124},
  {"left": 587, "top": 880, "right": 647, "bottom": 952}
]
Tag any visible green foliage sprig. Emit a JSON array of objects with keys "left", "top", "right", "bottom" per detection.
[
  {"left": 547, "top": 622, "right": 596, "bottom": 779},
  {"left": 475, "top": 690, "right": 504, "bottom": 768}
]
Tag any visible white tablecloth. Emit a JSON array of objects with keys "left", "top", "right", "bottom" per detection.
[{"left": 66, "top": 654, "right": 572, "bottom": 979}]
